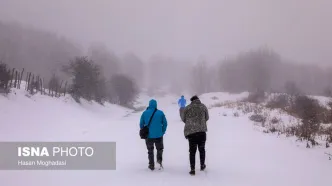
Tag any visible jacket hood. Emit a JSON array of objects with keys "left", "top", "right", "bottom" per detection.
[
  {"left": 191, "top": 99, "right": 201, "bottom": 104},
  {"left": 148, "top": 99, "right": 157, "bottom": 109}
]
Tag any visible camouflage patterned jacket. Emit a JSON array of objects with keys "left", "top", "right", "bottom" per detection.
[{"left": 182, "top": 99, "right": 209, "bottom": 137}]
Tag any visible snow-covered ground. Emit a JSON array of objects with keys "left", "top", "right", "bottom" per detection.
[{"left": 0, "top": 89, "right": 331, "bottom": 186}]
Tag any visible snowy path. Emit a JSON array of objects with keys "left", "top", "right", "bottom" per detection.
[{"left": 0, "top": 95, "right": 331, "bottom": 186}]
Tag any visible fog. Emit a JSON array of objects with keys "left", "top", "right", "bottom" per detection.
[
  {"left": 0, "top": 0, "right": 331, "bottom": 64},
  {"left": 1, "top": 0, "right": 332, "bottom": 97}
]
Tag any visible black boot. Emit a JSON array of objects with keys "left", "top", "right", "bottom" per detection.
[
  {"left": 148, "top": 164, "right": 155, "bottom": 171},
  {"left": 189, "top": 169, "right": 195, "bottom": 175},
  {"left": 200, "top": 164, "right": 206, "bottom": 171},
  {"left": 157, "top": 159, "right": 163, "bottom": 169}
]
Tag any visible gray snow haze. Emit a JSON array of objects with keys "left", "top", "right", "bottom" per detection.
[
  {"left": 1, "top": 0, "right": 332, "bottom": 97},
  {"left": 0, "top": 0, "right": 331, "bottom": 65}
]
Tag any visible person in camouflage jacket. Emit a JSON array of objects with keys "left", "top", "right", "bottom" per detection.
[
  {"left": 181, "top": 95, "right": 209, "bottom": 175},
  {"left": 182, "top": 95, "right": 209, "bottom": 137}
]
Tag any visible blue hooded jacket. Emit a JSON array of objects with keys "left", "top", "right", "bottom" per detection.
[
  {"left": 140, "top": 99, "right": 167, "bottom": 139},
  {"left": 178, "top": 96, "right": 186, "bottom": 108}
]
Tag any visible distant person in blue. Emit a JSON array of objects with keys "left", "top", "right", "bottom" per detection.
[
  {"left": 178, "top": 95, "right": 187, "bottom": 119},
  {"left": 139, "top": 99, "right": 168, "bottom": 171}
]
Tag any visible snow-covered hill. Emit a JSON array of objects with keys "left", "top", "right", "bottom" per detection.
[{"left": 0, "top": 89, "right": 331, "bottom": 186}]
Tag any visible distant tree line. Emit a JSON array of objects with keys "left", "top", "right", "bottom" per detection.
[
  {"left": 188, "top": 47, "right": 332, "bottom": 97},
  {"left": 2, "top": 20, "right": 332, "bottom": 101}
]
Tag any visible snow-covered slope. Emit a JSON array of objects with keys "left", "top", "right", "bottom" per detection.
[
  {"left": 0, "top": 90, "right": 331, "bottom": 186},
  {"left": 0, "top": 88, "right": 132, "bottom": 141}
]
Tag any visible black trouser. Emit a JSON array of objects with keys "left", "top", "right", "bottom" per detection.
[
  {"left": 179, "top": 107, "right": 185, "bottom": 120},
  {"left": 145, "top": 137, "right": 164, "bottom": 166},
  {"left": 187, "top": 132, "right": 206, "bottom": 170}
]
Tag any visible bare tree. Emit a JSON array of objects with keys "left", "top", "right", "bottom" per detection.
[
  {"left": 323, "top": 87, "right": 332, "bottom": 97},
  {"left": 0, "top": 62, "right": 11, "bottom": 93},
  {"left": 190, "top": 60, "right": 210, "bottom": 95},
  {"left": 291, "top": 96, "right": 321, "bottom": 146},
  {"left": 88, "top": 43, "right": 120, "bottom": 79},
  {"left": 218, "top": 48, "right": 279, "bottom": 93},
  {"left": 48, "top": 74, "right": 60, "bottom": 97},
  {"left": 284, "top": 81, "right": 301, "bottom": 96},
  {"left": 63, "top": 56, "right": 106, "bottom": 104},
  {"left": 109, "top": 74, "right": 138, "bottom": 106},
  {"left": 121, "top": 52, "right": 145, "bottom": 88}
]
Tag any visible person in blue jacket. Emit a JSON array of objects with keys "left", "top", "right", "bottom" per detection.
[
  {"left": 178, "top": 95, "right": 187, "bottom": 119},
  {"left": 140, "top": 99, "right": 168, "bottom": 170}
]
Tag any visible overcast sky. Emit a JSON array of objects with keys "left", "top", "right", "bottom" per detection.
[{"left": 0, "top": 0, "right": 331, "bottom": 65}]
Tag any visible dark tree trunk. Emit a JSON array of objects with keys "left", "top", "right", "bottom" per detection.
[
  {"left": 14, "top": 71, "right": 18, "bottom": 88},
  {"left": 18, "top": 68, "right": 24, "bottom": 89},
  {"left": 27, "top": 73, "right": 31, "bottom": 91},
  {"left": 64, "top": 81, "right": 67, "bottom": 96},
  {"left": 9, "top": 68, "right": 15, "bottom": 88}
]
